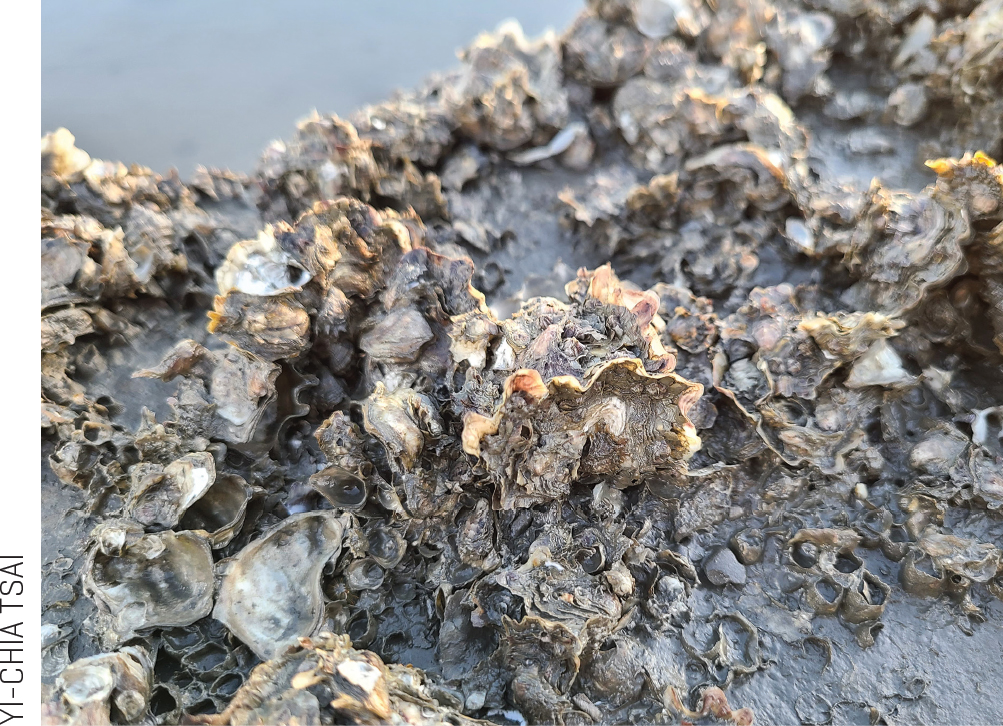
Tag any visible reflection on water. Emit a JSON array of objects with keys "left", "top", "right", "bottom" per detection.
[{"left": 42, "top": 0, "right": 582, "bottom": 176}]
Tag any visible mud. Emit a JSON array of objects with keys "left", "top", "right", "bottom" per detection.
[{"left": 41, "top": 1, "right": 1003, "bottom": 724}]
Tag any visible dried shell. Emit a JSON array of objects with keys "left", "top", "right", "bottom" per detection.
[
  {"left": 213, "top": 511, "right": 348, "bottom": 660},
  {"left": 83, "top": 522, "right": 214, "bottom": 639},
  {"left": 43, "top": 646, "right": 152, "bottom": 726},
  {"left": 125, "top": 452, "right": 216, "bottom": 531},
  {"left": 178, "top": 473, "right": 253, "bottom": 548}
]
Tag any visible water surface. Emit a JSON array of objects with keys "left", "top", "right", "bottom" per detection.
[{"left": 42, "top": 0, "right": 582, "bottom": 176}]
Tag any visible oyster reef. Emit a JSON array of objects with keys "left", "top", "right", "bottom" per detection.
[{"left": 40, "top": 0, "right": 1003, "bottom": 724}]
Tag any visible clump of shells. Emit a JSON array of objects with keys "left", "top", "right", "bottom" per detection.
[{"left": 41, "top": 1, "right": 1003, "bottom": 724}]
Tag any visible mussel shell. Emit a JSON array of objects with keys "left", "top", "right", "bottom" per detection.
[{"left": 310, "top": 465, "right": 370, "bottom": 511}]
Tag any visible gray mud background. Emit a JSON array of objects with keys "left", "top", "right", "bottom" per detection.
[{"left": 42, "top": 1, "right": 1003, "bottom": 725}]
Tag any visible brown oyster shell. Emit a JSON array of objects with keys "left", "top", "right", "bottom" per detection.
[
  {"left": 361, "top": 383, "right": 443, "bottom": 473},
  {"left": 563, "top": 12, "right": 650, "bottom": 88},
  {"left": 188, "top": 633, "right": 483, "bottom": 726},
  {"left": 463, "top": 358, "right": 702, "bottom": 508},
  {"left": 38, "top": 4, "right": 1003, "bottom": 722}
]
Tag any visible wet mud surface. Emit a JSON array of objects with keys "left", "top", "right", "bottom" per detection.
[{"left": 41, "top": 1, "right": 1003, "bottom": 724}]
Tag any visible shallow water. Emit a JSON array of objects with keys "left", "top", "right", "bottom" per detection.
[{"left": 41, "top": 0, "right": 583, "bottom": 176}]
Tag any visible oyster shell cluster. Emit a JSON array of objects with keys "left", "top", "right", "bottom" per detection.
[{"left": 41, "top": 0, "right": 1003, "bottom": 724}]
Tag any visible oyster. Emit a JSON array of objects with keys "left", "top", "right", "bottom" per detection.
[
  {"left": 445, "top": 20, "right": 569, "bottom": 152},
  {"left": 135, "top": 340, "right": 280, "bottom": 451},
  {"left": 187, "top": 633, "right": 480, "bottom": 725},
  {"left": 213, "top": 511, "right": 348, "bottom": 660},
  {"left": 463, "top": 359, "right": 702, "bottom": 508},
  {"left": 125, "top": 452, "right": 216, "bottom": 531},
  {"left": 842, "top": 184, "right": 971, "bottom": 315},
  {"left": 82, "top": 521, "right": 214, "bottom": 640},
  {"left": 178, "top": 473, "right": 253, "bottom": 548},
  {"left": 39, "top": 1, "right": 1003, "bottom": 722},
  {"left": 42, "top": 647, "right": 152, "bottom": 726}
]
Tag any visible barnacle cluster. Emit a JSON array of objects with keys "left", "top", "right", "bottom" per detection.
[{"left": 41, "top": 1, "right": 1003, "bottom": 724}]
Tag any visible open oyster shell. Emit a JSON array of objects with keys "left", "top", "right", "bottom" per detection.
[
  {"left": 125, "top": 452, "right": 216, "bottom": 531},
  {"left": 178, "top": 473, "right": 253, "bottom": 548},
  {"left": 213, "top": 511, "right": 349, "bottom": 660},
  {"left": 82, "top": 521, "right": 214, "bottom": 641}
]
